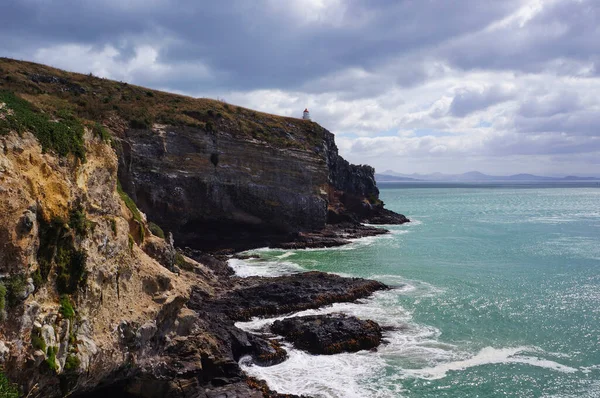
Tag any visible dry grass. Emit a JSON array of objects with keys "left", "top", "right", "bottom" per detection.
[{"left": 0, "top": 57, "right": 325, "bottom": 150}]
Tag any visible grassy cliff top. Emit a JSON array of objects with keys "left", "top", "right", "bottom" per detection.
[{"left": 0, "top": 58, "right": 325, "bottom": 152}]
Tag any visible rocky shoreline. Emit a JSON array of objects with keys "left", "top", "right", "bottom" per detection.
[
  {"left": 0, "top": 59, "right": 411, "bottom": 398},
  {"left": 76, "top": 251, "right": 392, "bottom": 397}
]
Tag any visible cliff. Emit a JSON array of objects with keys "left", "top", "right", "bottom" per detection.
[{"left": 0, "top": 58, "right": 408, "bottom": 397}]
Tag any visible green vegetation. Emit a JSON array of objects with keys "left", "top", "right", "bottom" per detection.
[
  {"left": 46, "top": 346, "right": 58, "bottom": 372},
  {"left": 63, "top": 354, "right": 80, "bottom": 373},
  {"left": 37, "top": 213, "right": 88, "bottom": 295},
  {"left": 0, "top": 57, "right": 325, "bottom": 151},
  {"left": 31, "top": 329, "right": 46, "bottom": 352},
  {"left": 117, "top": 180, "right": 142, "bottom": 224},
  {"left": 0, "top": 90, "right": 86, "bottom": 161},
  {"left": 129, "top": 115, "right": 153, "bottom": 129},
  {"left": 367, "top": 193, "right": 382, "bottom": 206},
  {"left": 175, "top": 252, "right": 186, "bottom": 268},
  {"left": 148, "top": 222, "right": 165, "bottom": 239},
  {"left": 59, "top": 295, "right": 75, "bottom": 320},
  {"left": 55, "top": 247, "right": 87, "bottom": 295},
  {"left": 92, "top": 122, "right": 110, "bottom": 142},
  {"left": 31, "top": 268, "right": 43, "bottom": 292},
  {"left": 110, "top": 218, "right": 117, "bottom": 235},
  {"left": 0, "top": 371, "right": 20, "bottom": 398},
  {"left": 3, "top": 275, "right": 26, "bottom": 308},
  {"left": 69, "top": 206, "right": 90, "bottom": 237},
  {"left": 36, "top": 216, "right": 66, "bottom": 287},
  {"left": 128, "top": 234, "right": 134, "bottom": 252}
]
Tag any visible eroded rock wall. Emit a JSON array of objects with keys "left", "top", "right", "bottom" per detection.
[
  {"left": 0, "top": 129, "right": 216, "bottom": 397},
  {"left": 117, "top": 124, "right": 393, "bottom": 251},
  {"left": 118, "top": 125, "right": 331, "bottom": 251}
]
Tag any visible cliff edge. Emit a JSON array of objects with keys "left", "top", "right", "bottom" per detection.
[{"left": 0, "top": 58, "right": 408, "bottom": 397}]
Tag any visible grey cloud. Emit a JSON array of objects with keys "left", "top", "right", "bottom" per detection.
[
  {"left": 0, "top": 0, "right": 520, "bottom": 92},
  {"left": 442, "top": 0, "right": 600, "bottom": 76},
  {"left": 513, "top": 111, "right": 600, "bottom": 136},
  {"left": 450, "top": 86, "right": 514, "bottom": 117}
]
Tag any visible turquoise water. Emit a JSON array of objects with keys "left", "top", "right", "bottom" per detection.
[{"left": 235, "top": 183, "right": 600, "bottom": 397}]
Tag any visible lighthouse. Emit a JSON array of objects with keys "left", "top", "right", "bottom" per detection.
[{"left": 302, "top": 108, "right": 311, "bottom": 121}]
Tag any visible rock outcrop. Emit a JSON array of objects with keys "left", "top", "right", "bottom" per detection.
[
  {"left": 271, "top": 314, "right": 383, "bottom": 355},
  {"left": 117, "top": 125, "right": 329, "bottom": 251},
  {"left": 116, "top": 124, "right": 409, "bottom": 252}
]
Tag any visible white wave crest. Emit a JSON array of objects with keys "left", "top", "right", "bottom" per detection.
[
  {"left": 227, "top": 258, "right": 304, "bottom": 277},
  {"left": 403, "top": 346, "right": 578, "bottom": 380}
]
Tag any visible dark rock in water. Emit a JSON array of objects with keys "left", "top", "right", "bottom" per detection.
[
  {"left": 273, "top": 222, "right": 389, "bottom": 250},
  {"left": 362, "top": 207, "right": 411, "bottom": 225},
  {"left": 246, "top": 377, "right": 311, "bottom": 398},
  {"left": 193, "top": 271, "right": 388, "bottom": 321},
  {"left": 271, "top": 314, "right": 383, "bottom": 355},
  {"left": 183, "top": 248, "right": 235, "bottom": 278}
]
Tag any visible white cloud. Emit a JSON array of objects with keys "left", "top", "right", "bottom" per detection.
[{"left": 33, "top": 42, "right": 212, "bottom": 86}]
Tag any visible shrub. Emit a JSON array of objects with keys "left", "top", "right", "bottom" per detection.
[
  {"left": 31, "top": 329, "right": 46, "bottom": 351},
  {"left": 175, "top": 252, "right": 186, "bottom": 267},
  {"left": 92, "top": 122, "right": 110, "bottom": 142},
  {"left": 59, "top": 295, "right": 75, "bottom": 320},
  {"left": 0, "top": 90, "right": 86, "bottom": 161},
  {"left": 68, "top": 206, "right": 89, "bottom": 237},
  {"left": 36, "top": 217, "right": 66, "bottom": 284},
  {"left": 63, "top": 354, "right": 80, "bottom": 373},
  {"left": 128, "top": 234, "right": 134, "bottom": 251},
  {"left": 46, "top": 346, "right": 58, "bottom": 372},
  {"left": 0, "top": 371, "right": 20, "bottom": 398},
  {"left": 56, "top": 247, "right": 87, "bottom": 295},
  {"left": 4, "top": 275, "right": 26, "bottom": 308},
  {"left": 205, "top": 121, "right": 214, "bottom": 132},
  {"left": 31, "top": 268, "right": 43, "bottom": 292},
  {"left": 129, "top": 116, "right": 153, "bottom": 129},
  {"left": 148, "top": 222, "right": 165, "bottom": 239}
]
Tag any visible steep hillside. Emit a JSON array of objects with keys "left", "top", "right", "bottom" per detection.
[{"left": 0, "top": 58, "right": 407, "bottom": 251}]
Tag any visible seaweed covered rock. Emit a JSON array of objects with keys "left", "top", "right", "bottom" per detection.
[{"left": 271, "top": 314, "right": 382, "bottom": 355}]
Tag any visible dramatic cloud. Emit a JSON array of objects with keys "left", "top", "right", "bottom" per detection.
[{"left": 1, "top": 0, "right": 598, "bottom": 175}]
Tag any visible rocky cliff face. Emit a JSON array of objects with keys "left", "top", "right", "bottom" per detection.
[
  {"left": 117, "top": 125, "right": 329, "bottom": 251},
  {"left": 116, "top": 120, "right": 400, "bottom": 251},
  {"left": 0, "top": 58, "right": 409, "bottom": 397}
]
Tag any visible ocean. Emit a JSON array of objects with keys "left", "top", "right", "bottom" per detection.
[{"left": 232, "top": 182, "right": 600, "bottom": 397}]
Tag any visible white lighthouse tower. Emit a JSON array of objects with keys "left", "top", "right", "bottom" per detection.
[{"left": 302, "top": 108, "right": 311, "bottom": 120}]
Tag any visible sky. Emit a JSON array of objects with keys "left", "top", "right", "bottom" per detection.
[{"left": 1, "top": 0, "right": 599, "bottom": 176}]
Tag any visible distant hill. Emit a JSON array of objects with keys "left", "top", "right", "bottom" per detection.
[
  {"left": 374, "top": 174, "right": 421, "bottom": 182},
  {"left": 376, "top": 171, "right": 600, "bottom": 182}
]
